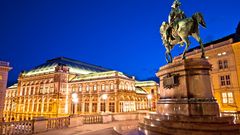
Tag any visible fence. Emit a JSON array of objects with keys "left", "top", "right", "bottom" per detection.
[
  {"left": 0, "top": 120, "right": 33, "bottom": 135},
  {"left": 83, "top": 115, "right": 103, "bottom": 124},
  {"left": 47, "top": 117, "right": 70, "bottom": 130},
  {"left": 221, "top": 112, "right": 240, "bottom": 124}
]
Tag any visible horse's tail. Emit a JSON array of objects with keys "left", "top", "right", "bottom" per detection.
[{"left": 193, "top": 12, "right": 207, "bottom": 28}]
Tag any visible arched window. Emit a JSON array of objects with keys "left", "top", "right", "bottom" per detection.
[
  {"left": 101, "top": 84, "right": 105, "bottom": 91},
  {"left": 79, "top": 85, "right": 82, "bottom": 92},
  {"left": 93, "top": 85, "right": 97, "bottom": 91},
  {"left": 86, "top": 85, "right": 89, "bottom": 92},
  {"left": 110, "top": 83, "right": 114, "bottom": 90}
]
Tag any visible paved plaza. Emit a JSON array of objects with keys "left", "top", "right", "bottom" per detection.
[{"left": 36, "top": 120, "right": 139, "bottom": 135}]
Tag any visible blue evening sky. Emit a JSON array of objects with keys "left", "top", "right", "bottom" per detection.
[{"left": 1, "top": 0, "right": 240, "bottom": 84}]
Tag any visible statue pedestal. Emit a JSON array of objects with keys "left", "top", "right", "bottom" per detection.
[
  {"left": 156, "top": 58, "right": 219, "bottom": 116},
  {"left": 139, "top": 59, "right": 240, "bottom": 135}
]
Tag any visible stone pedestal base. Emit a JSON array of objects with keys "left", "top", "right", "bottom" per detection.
[
  {"left": 138, "top": 113, "right": 240, "bottom": 135},
  {"left": 157, "top": 98, "right": 219, "bottom": 116},
  {"left": 156, "top": 58, "right": 219, "bottom": 116}
]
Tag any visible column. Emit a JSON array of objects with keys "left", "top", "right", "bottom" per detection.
[
  {"left": 97, "top": 95, "right": 101, "bottom": 113},
  {"left": 46, "top": 98, "right": 49, "bottom": 112},
  {"left": 89, "top": 96, "right": 92, "bottom": 113},
  {"left": 27, "top": 99, "right": 30, "bottom": 112},
  {"left": 81, "top": 97, "right": 85, "bottom": 113},
  {"left": 32, "top": 100, "right": 34, "bottom": 112},
  {"left": 115, "top": 95, "right": 118, "bottom": 113},
  {"left": 106, "top": 97, "right": 109, "bottom": 112},
  {"left": 41, "top": 98, "right": 44, "bottom": 114}
]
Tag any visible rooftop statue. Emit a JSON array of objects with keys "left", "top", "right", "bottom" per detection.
[{"left": 160, "top": 0, "right": 206, "bottom": 63}]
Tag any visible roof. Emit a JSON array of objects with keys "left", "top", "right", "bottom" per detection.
[
  {"left": 23, "top": 57, "right": 110, "bottom": 76},
  {"left": 135, "top": 80, "right": 158, "bottom": 87},
  {"left": 8, "top": 83, "right": 18, "bottom": 89},
  {"left": 187, "top": 30, "right": 240, "bottom": 53},
  {"left": 71, "top": 70, "right": 132, "bottom": 82},
  {"left": 135, "top": 86, "right": 147, "bottom": 94}
]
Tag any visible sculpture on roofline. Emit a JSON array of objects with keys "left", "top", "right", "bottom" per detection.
[{"left": 160, "top": 0, "right": 206, "bottom": 63}]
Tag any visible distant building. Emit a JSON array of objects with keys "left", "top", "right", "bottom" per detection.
[
  {"left": 135, "top": 81, "right": 159, "bottom": 110},
  {"left": 175, "top": 23, "right": 240, "bottom": 114},
  {"left": 4, "top": 57, "right": 158, "bottom": 121},
  {"left": 0, "top": 61, "right": 12, "bottom": 122}
]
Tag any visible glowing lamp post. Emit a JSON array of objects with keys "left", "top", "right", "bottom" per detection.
[
  {"left": 71, "top": 93, "right": 78, "bottom": 115},
  {"left": 147, "top": 94, "right": 152, "bottom": 111},
  {"left": 101, "top": 94, "right": 108, "bottom": 113}
]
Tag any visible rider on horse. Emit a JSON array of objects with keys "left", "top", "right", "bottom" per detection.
[{"left": 166, "top": 0, "right": 186, "bottom": 43}]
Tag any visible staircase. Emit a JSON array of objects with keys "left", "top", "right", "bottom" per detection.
[{"left": 138, "top": 112, "right": 240, "bottom": 135}]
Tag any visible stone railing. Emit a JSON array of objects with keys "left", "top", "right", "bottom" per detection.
[
  {"left": 0, "top": 120, "right": 33, "bottom": 135},
  {"left": 221, "top": 112, "right": 240, "bottom": 124},
  {"left": 83, "top": 115, "right": 103, "bottom": 124},
  {"left": 47, "top": 117, "right": 70, "bottom": 130}
]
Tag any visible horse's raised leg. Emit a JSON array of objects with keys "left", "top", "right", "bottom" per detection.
[
  {"left": 192, "top": 33, "right": 205, "bottom": 58},
  {"left": 181, "top": 37, "right": 190, "bottom": 60}
]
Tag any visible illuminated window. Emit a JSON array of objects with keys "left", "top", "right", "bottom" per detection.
[
  {"left": 94, "top": 85, "right": 97, "bottom": 91},
  {"left": 110, "top": 83, "right": 114, "bottom": 90},
  {"left": 219, "top": 60, "right": 228, "bottom": 69},
  {"left": 222, "top": 92, "right": 234, "bottom": 104},
  {"left": 223, "top": 60, "right": 228, "bottom": 69},
  {"left": 220, "top": 75, "right": 231, "bottom": 86},
  {"left": 79, "top": 85, "right": 82, "bottom": 92},
  {"left": 86, "top": 85, "right": 89, "bottom": 92},
  {"left": 109, "top": 102, "right": 115, "bottom": 112},
  {"left": 101, "top": 84, "right": 105, "bottom": 91},
  {"left": 106, "top": 84, "right": 109, "bottom": 90},
  {"left": 218, "top": 60, "right": 223, "bottom": 69}
]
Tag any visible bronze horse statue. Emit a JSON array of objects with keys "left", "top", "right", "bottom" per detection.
[{"left": 160, "top": 12, "right": 206, "bottom": 63}]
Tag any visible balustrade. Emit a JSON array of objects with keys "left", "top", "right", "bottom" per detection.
[
  {"left": 83, "top": 115, "right": 103, "bottom": 124},
  {"left": 47, "top": 117, "right": 70, "bottom": 130},
  {"left": 0, "top": 120, "right": 33, "bottom": 135}
]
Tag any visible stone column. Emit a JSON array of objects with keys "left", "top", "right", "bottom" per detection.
[
  {"left": 97, "top": 95, "right": 101, "bottom": 113},
  {"left": 106, "top": 98, "right": 109, "bottom": 112},
  {"left": 32, "top": 100, "right": 35, "bottom": 112},
  {"left": 81, "top": 97, "right": 85, "bottom": 113},
  {"left": 41, "top": 98, "right": 44, "bottom": 114},
  {"left": 89, "top": 96, "right": 92, "bottom": 113}
]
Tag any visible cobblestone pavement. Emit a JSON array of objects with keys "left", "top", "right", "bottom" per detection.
[{"left": 36, "top": 120, "right": 139, "bottom": 135}]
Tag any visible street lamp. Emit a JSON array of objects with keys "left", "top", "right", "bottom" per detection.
[
  {"left": 147, "top": 94, "right": 152, "bottom": 111},
  {"left": 71, "top": 93, "right": 78, "bottom": 115},
  {"left": 101, "top": 94, "right": 108, "bottom": 113}
]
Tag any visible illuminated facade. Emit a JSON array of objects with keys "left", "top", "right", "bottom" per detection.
[
  {"left": 3, "top": 57, "right": 155, "bottom": 121},
  {"left": 0, "top": 61, "right": 12, "bottom": 122},
  {"left": 135, "top": 81, "right": 159, "bottom": 110},
  {"left": 175, "top": 25, "right": 240, "bottom": 113}
]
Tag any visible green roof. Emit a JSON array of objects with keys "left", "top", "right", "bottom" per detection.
[
  {"left": 135, "top": 86, "right": 147, "bottom": 94},
  {"left": 71, "top": 71, "right": 131, "bottom": 81},
  {"left": 23, "top": 57, "right": 110, "bottom": 76}
]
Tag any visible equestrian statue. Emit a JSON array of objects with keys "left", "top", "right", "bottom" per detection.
[{"left": 160, "top": 0, "right": 206, "bottom": 63}]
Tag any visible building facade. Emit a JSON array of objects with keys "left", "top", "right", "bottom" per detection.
[
  {"left": 0, "top": 61, "right": 12, "bottom": 122},
  {"left": 135, "top": 81, "right": 159, "bottom": 110},
  {"left": 4, "top": 57, "right": 156, "bottom": 122},
  {"left": 175, "top": 25, "right": 240, "bottom": 114}
]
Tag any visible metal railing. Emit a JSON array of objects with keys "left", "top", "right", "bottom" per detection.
[
  {"left": 83, "top": 115, "right": 103, "bottom": 124},
  {"left": 47, "top": 117, "right": 70, "bottom": 130},
  {"left": 0, "top": 120, "right": 33, "bottom": 135},
  {"left": 221, "top": 112, "right": 240, "bottom": 124}
]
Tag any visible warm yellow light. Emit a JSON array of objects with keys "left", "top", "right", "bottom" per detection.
[
  {"left": 72, "top": 93, "right": 78, "bottom": 103},
  {"left": 72, "top": 93, "right": 78, "bottom": 99},
  {"left": 147, "top": 94, "right": 152, "bottom": 99},
  {"left": 102, "top": 94, "right": 108, "bottom": 100}
]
